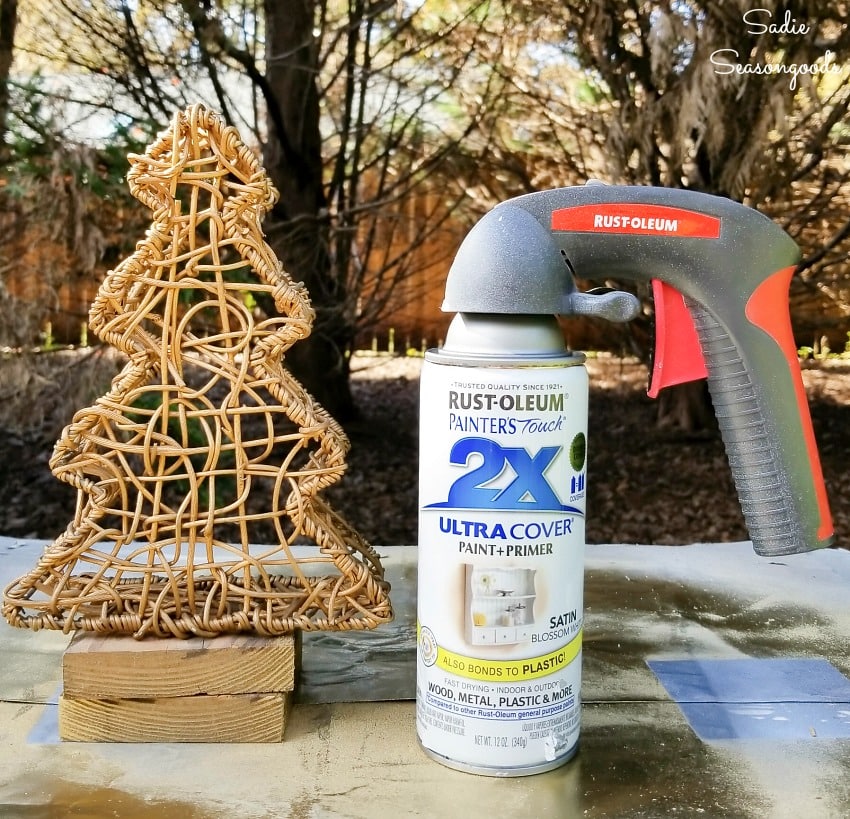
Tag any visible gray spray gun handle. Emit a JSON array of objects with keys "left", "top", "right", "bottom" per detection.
[{"left": 443, "top": 185, "right": 833, "bottom": 556}]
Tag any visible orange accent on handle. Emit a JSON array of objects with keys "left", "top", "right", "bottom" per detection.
[
  {"left": 648, "top": 280, "right": 708, "bottom": 398},
  {"left": 552, "top": 204, "right": 721, "bottom": 238},
  {"left": 745, "top": 267, "right": 833, "bottom": 540}
]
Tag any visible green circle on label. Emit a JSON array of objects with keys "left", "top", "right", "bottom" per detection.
[{"left": 569, "top": 432, "right": 586, "bottom": 471}]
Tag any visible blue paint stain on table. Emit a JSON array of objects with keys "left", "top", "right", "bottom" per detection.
[{"left": 647, "top": 658, "right": 850, "bottom": 740}]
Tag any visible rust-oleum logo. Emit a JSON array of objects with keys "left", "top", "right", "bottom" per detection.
[{"left": 552, "top": 204, "right": 721, "bottom": 239}]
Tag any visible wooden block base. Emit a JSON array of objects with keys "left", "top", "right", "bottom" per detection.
[
  {"left": 60, "top": 633, "right": 300, "bottom": 743},
  {"left": 59, "top": 691, "right": 292, "bottom": 743}
]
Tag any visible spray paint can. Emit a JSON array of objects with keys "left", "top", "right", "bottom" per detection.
[{"left": 416, "top": 312, "right": 587, "bottom": 776}]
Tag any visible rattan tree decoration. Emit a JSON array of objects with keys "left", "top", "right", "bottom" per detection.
[{"left": 3, "top": 105, "right": 392, "bottom": 638}]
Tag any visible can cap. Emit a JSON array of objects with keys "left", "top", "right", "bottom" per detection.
[{"left": 443, "top": 313, "right": 567, "bottom": 357}]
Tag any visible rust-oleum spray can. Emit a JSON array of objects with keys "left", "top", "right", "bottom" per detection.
[
  {"left": 416, "top": 190, "right": 640, "bottom": 776},
  {"left": 417, "top": 314, "right": 588, "bottom": 775},
  {"left": 417, "top": 181, "right": 836, "bottom": 774}
]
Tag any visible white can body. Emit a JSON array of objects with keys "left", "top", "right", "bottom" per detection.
[{"left": 416, "top": 342, "right": 588, "bottom": 776}]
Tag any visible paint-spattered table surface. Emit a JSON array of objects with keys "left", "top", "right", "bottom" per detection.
[{"left": 1, "top": 537, "right": 848, "bottom": 818}]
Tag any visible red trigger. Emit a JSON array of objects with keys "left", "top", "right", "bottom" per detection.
[{"left": 648, "top": 280, "right": 708, "bottom": 398}]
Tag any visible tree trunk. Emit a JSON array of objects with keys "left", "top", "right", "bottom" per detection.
[
  {"left": 0, "top": 0, "right": 17, "bottom": 167},
  {"left": 656, "top": 381, "right": 717, "bottom": 435},
  {"left": 262, "top": 0, "right": 356, "bottom": 420}
]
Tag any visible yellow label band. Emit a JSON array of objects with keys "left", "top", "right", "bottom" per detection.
[{"left": 435, "top": 630, "right": 582, "bottom": 682}]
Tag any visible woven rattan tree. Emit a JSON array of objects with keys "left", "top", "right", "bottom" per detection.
[{"left": 3, "top": 105, "right": 392, "bottom": 638}]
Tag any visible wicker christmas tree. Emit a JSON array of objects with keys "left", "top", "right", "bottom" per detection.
[{"left": 3, "top": 105, "right": 392, "bottom": 638}]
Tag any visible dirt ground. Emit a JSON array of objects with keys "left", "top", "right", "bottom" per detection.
[{"left": 0, "top": 350, "right": 847, "bottom": 550}]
